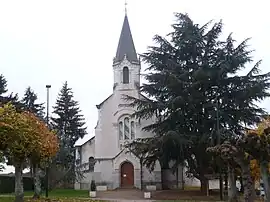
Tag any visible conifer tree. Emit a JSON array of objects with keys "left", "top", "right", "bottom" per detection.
[
  {"left": 0, "top": 74, "right": 7, "bottom": 95},
  {"left": 0, "top": 74, "right": 22, "bottom": 110},
  {"left": 126, "top": 13, "right": 270, "bottom": 194},
  {"left": 51, "top": 81, "right": 87, "bottom": 185},
  {"left": 21, "top": 87, "right": 45, "bottom": 119}
]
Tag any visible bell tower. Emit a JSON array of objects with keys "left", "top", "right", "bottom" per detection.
[{"left": 112, "top": 13, "right": 140, "bottom": 91}]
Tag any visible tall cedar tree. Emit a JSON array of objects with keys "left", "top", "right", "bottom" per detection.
[
  {"left": 51, "top": 81, "right": 87, "bottom": 184},
  {"left": 21, "top": 87, "right": 45, "bottom": 119},
  {"left": 126, "top": 13, "right": 270, "bottom": 192}
]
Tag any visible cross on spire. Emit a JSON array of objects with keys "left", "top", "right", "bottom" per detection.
[
  {"left": 125, "top": 0, "right": 127, "bottom": 15},
  {"left": 114, "top": 2, "right": 138, "bottom": 64}
]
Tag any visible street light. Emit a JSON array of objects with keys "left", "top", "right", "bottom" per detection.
[
  {"left": 45, "top": 85, "right": 51, "bottom": 198},
  {"left": 216, "top": 95, "right": 223, "bottom": 201}
]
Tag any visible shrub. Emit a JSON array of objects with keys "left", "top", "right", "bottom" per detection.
[{"left": 90, "top": 180, "right": 96, "bottom": 191}]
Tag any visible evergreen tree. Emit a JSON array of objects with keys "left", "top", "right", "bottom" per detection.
[
  {"left": 126, "top": 13, "right": 270, "bottom": 192},
  {"left": 51, "top": 81, "right": 87, "bottom": 185},
  {"left": 21, "top": 87, "right": 45, "bottom": 119},
  {"left": 0, "top": 74, "right": 22, "bottom": 110},
  {"left": 0, "top": 74, "right": 7, "bottom": 95}
]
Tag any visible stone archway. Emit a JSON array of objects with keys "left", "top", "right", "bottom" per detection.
[{"left": 120, "top": 161, "right": 134, "bottom": 188}]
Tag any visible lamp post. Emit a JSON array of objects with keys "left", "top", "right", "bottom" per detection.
[
  {"left": 216, "top": 96, "right": 223, "bottom": 200},
  {"left": 45, "top": 85, "right": 51, "bottom": 198}
]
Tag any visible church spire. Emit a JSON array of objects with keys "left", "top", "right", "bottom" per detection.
[{"left": 114, "top": 10, "right": 138, "bottom": 64}]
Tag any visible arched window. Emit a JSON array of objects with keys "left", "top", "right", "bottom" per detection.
[
  {"left": 118, "top": 116, "right": 136, "bottom": 141},
  {"left": 131, "top": 121, "right": 135, "bottom": 139},
  {"left": 124, "top": 117, "right": 130, "bottom": 139},
  {"left": 119, "top": 121, "right": 123, "bottom": 140},
  {"left": 88, "top": 157, "right": 95, "bottom": 172},
  {"left": 123, "top": 66, "right": 129, "bottom": 84}
]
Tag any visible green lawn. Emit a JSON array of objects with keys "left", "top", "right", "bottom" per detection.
[
  {"left": 0, "top": 189, "right": 89, "bottom": 198},
  {"left": 0, "top": 189, "right": 93, "bottom": 202},
  {"left": 0, "top": 188, "right": 222, "bottom": 202},
  {"left": 0, "top": 198, "right": 98, "bottom": 202}
]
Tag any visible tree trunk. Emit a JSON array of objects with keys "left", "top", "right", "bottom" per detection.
[
  {"left": 140, "top": 158, "right": 143, "bottom": 190},
  {"left": 14, "top": 163, "right": 24, "bottom": 202},
  {"left": 260, "top": 162, "right": 270, "bottom": 201},
  {"left": 176, "top": 167, "right": 179, "bottom": 188},
  {"left": 228, "top": 166, "right": 239, "bottom": 202},
  {"left": 225, "top": 170, "right": 228, "bottom": 191},
  {"left": 241, "top": 163, "right": 255, "bottom": 202},
  {"left": 240, "top": 175, "right": 244, "bottom": 193},
  {"left": 161, "top": 169, "right": 170, "bottom": 189},
  {"left": 200, "top": 178, "right": 209, "bottom": 196},
  {"left": 32, "top": 164, "right": 42, "bottom": 199},
  {"left": 181, "top": 166, "right": 185, "bottom": 190}
]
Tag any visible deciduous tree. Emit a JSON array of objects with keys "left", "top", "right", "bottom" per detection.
[
  {"left": 27, "top": 113, "right": 58, "bottom": 199},
  {"left": 21, "top": 86, "right": 46, "bottom": 198},
  {"left": 208, "top": 142, "right": 255, "bottom": 202},
  {"left": 0, "top": 104, "right": 58, "bottom": 202},
  {"left": 239, "top": 118, "right": 270, "bottom": 201}
]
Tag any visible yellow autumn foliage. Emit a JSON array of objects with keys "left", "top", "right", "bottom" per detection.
[
  {"left": 250, "top": 159, "right": 260, "bottom": 181},
  {"left": 247, "top": 116, "right": 270, "bottom": 180},
  {"left": 0, "top": 103, "right": 59, "bottom": 162},
  {"left": 248, "top": 116, "right": 270, "bottom": 136}
]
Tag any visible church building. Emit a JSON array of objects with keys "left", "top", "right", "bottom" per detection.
[{"left": 74, "top": 12, "right": 187, "bottom": 190}]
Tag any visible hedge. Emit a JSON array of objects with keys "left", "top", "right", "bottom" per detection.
[{"left": 0, "top": 176, "right": 44, "bottom": 194}]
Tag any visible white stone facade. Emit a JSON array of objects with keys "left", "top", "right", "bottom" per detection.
[
  {"left": 74, "top": 57, "right": 186, "bottom": 190},
  {"left": 75, "top": 57, "right": 166, "bottom": 190},
  {"left": 74, "top": 14, "right": 187, "bottom": 191}
]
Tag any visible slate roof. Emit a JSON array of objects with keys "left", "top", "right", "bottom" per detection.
[{"left": 114, "top": 14, "right": 138, "bottom": 63}]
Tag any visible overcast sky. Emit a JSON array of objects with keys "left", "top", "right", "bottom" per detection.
[{"left": 0, "top": 0, "right": 269, "bottom": 172}]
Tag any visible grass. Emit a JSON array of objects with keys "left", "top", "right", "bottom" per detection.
[
  {"left": 0, "top": 189, "right": 93, "bottom": 202},
  {"left": 0, "top": 188, "right": 222, "bottom": 202},
  {"left": 0, "top": 198, "right": 100, "bottom": 202},
  {"left": 183, "top": 186, "right": 201, "bottom": 191},
  {"left": 0, "top": 188, "right": 263, "bottom": 202},
  {"left": 0, "top": 189, "right": 89, "bottom": 198}
]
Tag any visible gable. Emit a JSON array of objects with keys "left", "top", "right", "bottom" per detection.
[{"left": 96, "top": 94, "right": 113, "bottom": 109}]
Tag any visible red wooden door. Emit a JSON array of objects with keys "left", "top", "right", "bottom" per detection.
[{"left": 120, "top": 162, "right": 134, "bottom": 187}]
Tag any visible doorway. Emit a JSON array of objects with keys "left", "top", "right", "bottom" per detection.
[{"left": 120, "top": 161, "right": 134, "bottom": 187}]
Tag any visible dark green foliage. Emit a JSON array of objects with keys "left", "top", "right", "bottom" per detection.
[
  {"left": 126, "top": 12, "right": 270, "bottom": 188},
  {"left": 0, "top": 74, "right": 23, "bottom": 111},
  {"left": 0, "top": 93, "right": 23, "bottom": 112},
  {"left": 51, "top": 81, "right": 87, "bottom": 185},
  {"left": 52, "top": 81, "right": 87, "bottom": 147},
  {"left": 21, "top": 87, "right": 45, "bottom": 119},
  {"left": 90, "top": 180, "right": 96, "bottom": 191},
  {"left": 0, "top": 176, "right": 43, "bottom": 194},
  {"left": 0, "top": 74, "right": 7, "bottom": 95},
  {"left": 0, "top": 152, "right": 4, "bottom": 172}
]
